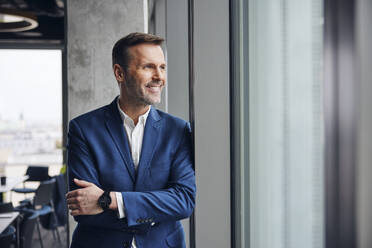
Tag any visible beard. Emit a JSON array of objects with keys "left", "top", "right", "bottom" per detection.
[{"left": 124, "top": 74, "right": 163, "bottom": 106}]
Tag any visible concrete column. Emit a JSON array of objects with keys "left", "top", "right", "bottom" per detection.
[
  {"left": 67, "top": 0, "right": 145, "bottom": 241},
  {"left": 68, "top": 0, "right": 145, "bottom": 120}
]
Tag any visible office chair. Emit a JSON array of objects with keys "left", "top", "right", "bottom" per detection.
[
  {"left": 0, "top": 202, "right": 14, "bottom": 213},
  {"left": 12, "top": 166, "right": 49, "bottom": 196},
  {"left": 0, "top": 225, "right": 16, "bottom": 248},
  {"left": 19, "top": 212, "right": 38, "bottom": 248},
  {"left": 18, "top": 178, "right": 60, "bottom": 248},
  {"left": 39, "top": 174, "right": 68, "bottom": 232}
]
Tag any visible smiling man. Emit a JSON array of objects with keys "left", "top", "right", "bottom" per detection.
[{"left": 66, "top": 32, "right": 196, "bottom": 248}]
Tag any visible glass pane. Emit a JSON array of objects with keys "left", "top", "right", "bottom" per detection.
[
  {"left": 0, "top": 49, "right": 63, "bottom": 202},
  {"left": 233, "top": 0, "right": 324, "bottom": 247},
  {"left": 0, "top": 49, "right": 62, "bottom": 165}
]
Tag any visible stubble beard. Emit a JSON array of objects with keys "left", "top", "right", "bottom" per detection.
[{"left": 125, "top": 75, "right": 162, "bottom": 106}]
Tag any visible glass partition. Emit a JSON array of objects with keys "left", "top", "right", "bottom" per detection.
[{"left": 232, "top": 0, "right": 325, "bottom": 247}]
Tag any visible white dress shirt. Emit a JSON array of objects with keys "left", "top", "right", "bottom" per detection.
[{"left": 115, "top": 99, "right": 151, "bottom": 248}]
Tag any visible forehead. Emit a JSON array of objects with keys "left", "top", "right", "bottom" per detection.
[{"left": 128, "top": 43, "right": 165, "bottom": 65}]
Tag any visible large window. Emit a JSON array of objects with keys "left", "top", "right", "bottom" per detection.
[
  {"left": 0, "top": 49, "right": 63, "bottom": 199},
  {"left": 232, "top": 0, "right": 324, "bottom": 247}
]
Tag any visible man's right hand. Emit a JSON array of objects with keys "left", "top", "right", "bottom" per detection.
[{"left": 66, "top": 178, "right": 104, "bottom": 216}]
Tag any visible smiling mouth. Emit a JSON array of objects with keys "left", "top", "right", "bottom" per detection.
[{"left": 146, "top": 85, "right": 162, "bottom": 93}]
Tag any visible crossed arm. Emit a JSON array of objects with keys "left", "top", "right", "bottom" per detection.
[
  {"left": 66, "top": 178, "right": 118, "bottom": 216},
  {"left": 66, "top": 119, "right": 196, "bottom": 227}
]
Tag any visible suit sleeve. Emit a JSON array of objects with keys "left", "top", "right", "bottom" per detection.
[
  {"left": 67, "top": 119, "right": 125, "bottom": 229},
  {"left": 121, "top": 122, "right": 196, "bottom": 227}
]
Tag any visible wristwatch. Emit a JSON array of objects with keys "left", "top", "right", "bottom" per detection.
[{"left": 98, "top": 191, "right": 112, "bottom": 211}]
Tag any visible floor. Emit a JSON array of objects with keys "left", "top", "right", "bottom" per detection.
[
  {"left": 30, "top": 224, "right": 68, "bottom": 248},
  {"left": 8, "top": 223, "right": 68, "bottom": 248}
]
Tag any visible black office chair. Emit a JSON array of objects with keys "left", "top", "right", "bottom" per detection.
[
  {"left": 0, "top": 202, "right": 14, "bottom": 213},
  {"left": 19, "top": 212, "right": 38, "bottom": 248},
  {"left": 12, "top": 166, "right": 49, "bottom": 196},
  {"left": 0, "top": 225, "right": 16, "bottom": 248},
  {"left": 17, "top": 178, "right": 60, "bottom": 248},
  {"left": 40, "top": 174, "right": 68, "bottom": 232}
]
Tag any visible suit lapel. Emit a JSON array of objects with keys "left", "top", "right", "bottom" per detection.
[
  {"left": 135, "top": 108, "right": 162, "bottom": 187},
  {"left": 105, "top": 98, "right": 136, "bottom": 182}
]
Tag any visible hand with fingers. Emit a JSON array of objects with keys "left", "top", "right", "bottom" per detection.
[{"left": 66, "top": 178, "right": 104, "bottom": 216}]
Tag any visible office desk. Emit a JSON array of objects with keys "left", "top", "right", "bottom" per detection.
[
  {"left": 0, "top": 175, "right": 29, "bottom": 203},
  {"left": 0, "top": 211, "right": 20, "bottom": 248},
  {"left": 0, "top": 211, "right": 19, "bottom": 233},
  {"left": 0, "top": 176, "right": 29, "bottom": 193}
]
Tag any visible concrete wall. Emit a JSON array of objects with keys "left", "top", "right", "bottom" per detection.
[
  {"left": 67, "top": 0, "right": 145, "bottom": 120},
  {"left": 67, "top": 0, "right": 145, "bottom": 241}
]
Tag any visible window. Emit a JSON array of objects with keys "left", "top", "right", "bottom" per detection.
[
  {"left": 0, "top": 49, "right": 63, "bottom": 201},
  {"left": 232, "top": 0, "right": 324, "bottom": 247}
]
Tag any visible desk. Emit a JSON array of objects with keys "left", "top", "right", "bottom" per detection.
[
  {"left": 0, "top": 211, "right": 20, "bottom": 247},
  {"left": 0, "top": 175, "right": 29, "bottom": 203},
  {"left": 0, "top": 176, "right": 28, "bottom": 247},
  {"left": 0, "top": 176, "right": 29, "bottom": 193},
  {"left": 0, "top": 212, "right": 19, "bottom": 233}
]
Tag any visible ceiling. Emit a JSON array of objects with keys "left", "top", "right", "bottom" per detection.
[{"left": 0, "top": 0, "right": 65, "bottom": 46}]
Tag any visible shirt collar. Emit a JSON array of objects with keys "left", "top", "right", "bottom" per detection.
[{"left": 116, "top": 97, "right": 151, "bottom": 126}]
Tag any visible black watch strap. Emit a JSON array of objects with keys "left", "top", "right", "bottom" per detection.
[{"left": 98, "top": 191, "right": 112, "bottom": 211}]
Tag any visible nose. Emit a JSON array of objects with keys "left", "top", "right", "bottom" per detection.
[{"left": 153, "top": 67, "right": 165, "bottom": 82}]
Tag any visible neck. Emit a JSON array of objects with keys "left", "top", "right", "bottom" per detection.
[{"left": 118, "top": 96, "right": 150, "bottom": 125}]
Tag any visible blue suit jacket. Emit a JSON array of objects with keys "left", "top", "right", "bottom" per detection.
[{"left": 67, "top": 97, "right": 196, "bottom": 248}]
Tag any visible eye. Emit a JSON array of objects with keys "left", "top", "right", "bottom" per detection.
[{"left": 160, "top": 65, "right": 166, "bottom": 70}]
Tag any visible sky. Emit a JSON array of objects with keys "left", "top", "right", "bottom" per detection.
[{"left": 0, "top": 49, "right": 62, "bottom": 123}]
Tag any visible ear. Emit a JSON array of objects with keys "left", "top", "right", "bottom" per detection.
[{"left": 113, "top": 64, "right": 125, "bottom": 83}]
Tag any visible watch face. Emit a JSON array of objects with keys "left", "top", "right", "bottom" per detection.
[
  {"left": 99, "top": 191, "right": 111, "bottom": 210},
  {"left": 99, "top": 197, "right": 106, "bottom": 207}
]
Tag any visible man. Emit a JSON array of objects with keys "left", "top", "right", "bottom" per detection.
[{"left": 66, "top": 32, "right": 196, "bottom": 248}]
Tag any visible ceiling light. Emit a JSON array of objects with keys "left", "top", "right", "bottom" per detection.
[{"left": 0, "top": 8, "right": 38, "bottom": 32}]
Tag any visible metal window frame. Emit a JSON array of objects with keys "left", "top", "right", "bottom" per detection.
[
  {"left": 230, "top": 0, "right": 248, "bottom": 247},
  {"left": 324, "top": 0, "right": 358, "bottom": 248},
  {"left": 187, "top": 0, "right": 196, "bottom": 247}
]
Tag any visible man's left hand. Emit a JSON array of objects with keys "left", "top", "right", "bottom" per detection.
[{"left": 66, "top": 178, "right": 104, "bottom": 216}]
